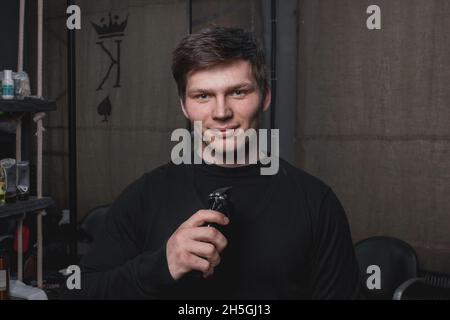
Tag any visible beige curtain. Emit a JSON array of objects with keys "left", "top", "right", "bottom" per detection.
[{"left": 297, "top": 0, "right": 450, "bottom": 273}]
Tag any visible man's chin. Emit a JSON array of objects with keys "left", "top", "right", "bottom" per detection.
[
  {"left": 202, "top": 139, "right": 250, "bottom": 163},
  {"left": 205, "top": 140, "right": 238, "bottom": 153}
]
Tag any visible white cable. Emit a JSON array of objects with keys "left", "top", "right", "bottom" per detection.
[{"left": 34, "top": 111, "right": 46, "bottom": 289}]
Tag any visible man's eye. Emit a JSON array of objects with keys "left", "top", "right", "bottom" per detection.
[
  {"left": 196, "top": 93, "right": 209, "bottom": 100},
  {"left": 232, "top": 90, "right": 245, "bottom": 97}
]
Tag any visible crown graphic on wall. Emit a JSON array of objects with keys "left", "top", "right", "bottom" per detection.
[{"left": 91, "top": 12, "right": 128, "bottom": 39}]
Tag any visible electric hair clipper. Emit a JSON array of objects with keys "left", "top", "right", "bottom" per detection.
[
  {"left": 189, "top": 186, "right": 233, "bottom": 279},
  {"left": 206, "top": 186, "right": 233, "bottom": 228}
]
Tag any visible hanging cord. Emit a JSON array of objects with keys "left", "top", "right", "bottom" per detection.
[
  {"left": 34, "top": 111, "right": 46, "bottom": 289},
  {"left": 424, "top": 272, "right": 450, "bottom": 289},
  {"left": 33, "top": 112, "right": 46, "bottom": 199}
]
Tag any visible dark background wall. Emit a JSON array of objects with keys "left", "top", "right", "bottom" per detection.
[
  {"left": 0, "top": 1, "right": 36, "bottom": 163},
  {"left": 297, "top": 0, "right": 450, "bottom": 273},
  {"left": 0, "top": 1, "right": 19, "bottom": 71},
  {"left": 0, "top": 1, "right": 19, "bottom": 160}
]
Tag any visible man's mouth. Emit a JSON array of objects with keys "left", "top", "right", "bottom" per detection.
[{"left": 209, "top": 126, "right": 239, "bottom": 138}]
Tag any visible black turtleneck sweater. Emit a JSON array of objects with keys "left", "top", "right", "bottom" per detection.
[{"left": 76, "top": 159, "right": 360, "bottom": 299}]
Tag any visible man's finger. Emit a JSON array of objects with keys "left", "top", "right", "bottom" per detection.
[
  {"left": 187, "top": 227, "right": 228, "bottom": 253},
  {"left": 181, "top": 209, "right": 230, "bottom": 228},
  {"left": 184, "top": 253, "right": 211, "bottom": 273},
  {"left": 203, "top": 265, "right": 214, "bottom": 278},
  {"left": 185, "top": 240, "right": 221, "bottom": 266}
]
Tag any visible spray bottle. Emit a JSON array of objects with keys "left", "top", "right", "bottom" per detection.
[{"left": 2, "top": 70, "right": 14, "bottom": 100}]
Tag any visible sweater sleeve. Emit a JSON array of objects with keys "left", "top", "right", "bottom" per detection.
[
  {"left": 74, "top": 175, "right": 177, "bottom": 299},
  {"left": 309, "top": 188, "right": 360, "bottom": 299}
]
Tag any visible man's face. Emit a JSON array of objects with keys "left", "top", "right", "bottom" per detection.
[{"left": 181, "top": 59, "right": 271, "bottom": 157}]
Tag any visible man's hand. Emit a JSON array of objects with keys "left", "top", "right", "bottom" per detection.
[{"left": 166, "top": 210, "right": 229, "bottom": 280}]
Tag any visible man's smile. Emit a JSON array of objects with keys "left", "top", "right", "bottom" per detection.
[{"left": 207, "top": 126, "right": 240, "bottom": 138}]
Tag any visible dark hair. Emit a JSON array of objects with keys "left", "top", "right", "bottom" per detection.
[{"left": 172, "top": 26, "right": 268, "bottom": 100}]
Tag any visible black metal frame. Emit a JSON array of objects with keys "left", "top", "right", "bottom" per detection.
[
  {"left": 186, "top": 0, "right": 192, "bottom": 132},
  {"left": 270, "top": 0, "right": 277, "bottom": 130}
]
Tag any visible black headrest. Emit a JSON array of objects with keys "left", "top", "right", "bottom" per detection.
[{"left": 355, "top": 236, "right": 419, "bottom": 299}]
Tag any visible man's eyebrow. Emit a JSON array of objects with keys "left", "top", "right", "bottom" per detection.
[
  {"left": 229, "top": 82, "right": 256, "bottom": 90},
  {"left": 187, "top": 87, "right": 213, "bottom": 94},
  {"left": 187, "top": 82, "right": 256, "bottom": 93}
]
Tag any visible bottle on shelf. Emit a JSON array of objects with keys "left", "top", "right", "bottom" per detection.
[
  {"left": 0, "top": 159, "right": 17, "bottom": 203},
  {"left": 1, "top": 70, "right": 14, "bottom": 100},
  {"left": 17, "top": 161, "right": 30, "bottom": 201}
]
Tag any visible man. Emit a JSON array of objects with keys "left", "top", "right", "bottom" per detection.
[{"left": 77, "top": 26, "right": 360, "bottom": 299}]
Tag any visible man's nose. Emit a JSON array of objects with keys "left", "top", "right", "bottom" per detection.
[{"left": 212, "top": 95, "right": 232, "bottom": 120}]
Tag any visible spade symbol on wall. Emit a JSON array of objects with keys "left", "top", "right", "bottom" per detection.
[{"left": 97, "top": 96, "right": 112, "bottom": 122}]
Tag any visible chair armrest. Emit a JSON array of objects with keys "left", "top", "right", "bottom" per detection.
[
  {"left": 393, "top": 277, "right": 425, "bottom": 300},
  {"left": 0, "top": 235, "right": 14, "bottom": 242}
]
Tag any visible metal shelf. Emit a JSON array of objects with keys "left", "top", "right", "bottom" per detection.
[
  {"left": 0, "top": 196, "right": 54, "bottom": 219},
  {"left": 0, "top": 95, "right": 56, "bottom": 288},
  {"left": 0, "top": 97, "right": 56, "bottom": 113}
]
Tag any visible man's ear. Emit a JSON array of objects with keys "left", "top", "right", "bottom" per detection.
[
  {"left": 262, "top": 87, "right": 271, "bottom": 112},
  {"left": 180, "top": 98, "right": 190, "bottom": 119}
]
